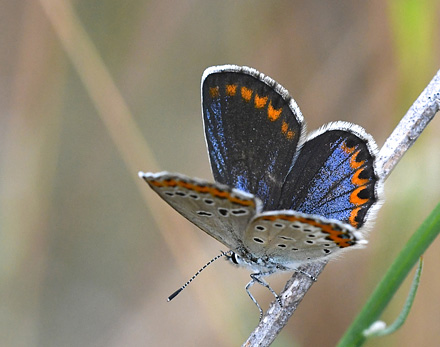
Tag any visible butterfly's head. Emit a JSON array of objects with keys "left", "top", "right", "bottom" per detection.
[
  {"left": 224, "top": 250, "right": 274, "bottom": 273},
  {"left": 225, "top": 251, "right": 241, "bottom": 266}
]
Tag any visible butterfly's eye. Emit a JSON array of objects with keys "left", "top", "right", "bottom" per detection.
[{"left": 227, "top": 252, "right": 240, "bottom": 265}]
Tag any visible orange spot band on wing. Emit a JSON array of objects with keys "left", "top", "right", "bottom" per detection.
[
  {"left": 267, "top": 101, "right": 282, "bottom": 121},
  {"left": 261, "top": 215, "right": 355, "bottom": 248},
  {"left": 349, "top": 207, "right": 361, "bottom": 228},
  {"left": 209, "top": 86, "right": 219, "bottom": 98},
  {"left": 226, "top": 84, "right": 237, "bottom": 96},
  {"left": 149, "top": 179, "right": 255, "bottom": 207},
  {"left": 341, "top": 142, "right": 355, "bottom": 154},
  {"left": 350, "top": 186, "right": 369, "bottom": 205},
  {"left": 352, "top": 168, "right": 369, "bottom": 186},
  {"left": 241, "top": 86, "right": 253, "bottom": 101},
  {"left": 280, "top": 121, "right": 295, "bottom": 140},
  {"left": 254, "top": 94, "right": 268, "bottom": 108},
  {"left": 350, "top": 150, "right": 365, "bottom": 169}
]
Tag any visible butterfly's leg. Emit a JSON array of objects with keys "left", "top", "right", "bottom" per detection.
[
  {"left": 250, "top": 273, "right": 282, "bottom": 307},
  {"left": 246, "top": 272, "right": 282, "bottom": 319},
  {"left": 245, "top": 277, "right": 264, "bottom": 320}
]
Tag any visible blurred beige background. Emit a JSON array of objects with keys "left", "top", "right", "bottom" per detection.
[{"left": 0, "top": 1, "right": 439, "bottom": 346}]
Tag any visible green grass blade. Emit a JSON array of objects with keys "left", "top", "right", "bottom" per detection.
[
  {"left": 337, "top": 202, "right": 440, "bottom": 347},
  {"left": 363, "top": 257, "right": 423, "bottom": 337}
]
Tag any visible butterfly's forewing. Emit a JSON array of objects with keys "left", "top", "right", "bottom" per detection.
[
  {"left": 140, "top": 172, "right": 262, "bottom": 250},
  {"left": 202, "top": 65, "right": 305, "bottom": 209},
  {"left": 243, "top": 210, "right": 363, "bottom": 267},
  {"left": 279, "top": 122, "right": 382, "bottom": 229}
]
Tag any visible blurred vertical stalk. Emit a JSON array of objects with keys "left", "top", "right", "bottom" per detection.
[
  {"left": 38, "top": 0, "right": 238, "bottom": 343},
  {"left": 388, "top": 0, "right": 437, "bottom": 115},
  {"left": 0, "top": 2, "right": 65, "bottom": 345}
]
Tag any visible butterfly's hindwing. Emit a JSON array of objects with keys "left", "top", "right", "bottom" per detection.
[
  {"left": 202, "top": 65, "right": 305, "bottom": 209},
  {"left": 280, "top": 122, "right": 381, "bottom": 229},
  {"left": 243, "top": 210, "right": 363, "bottom": 267},
  {"left": 141, "top": 172, "right": 262, "bottom": 250}
]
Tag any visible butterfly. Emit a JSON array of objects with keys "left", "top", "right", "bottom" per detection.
[{"left": 139, "top": 65, "right": 383, "bottom": 317}]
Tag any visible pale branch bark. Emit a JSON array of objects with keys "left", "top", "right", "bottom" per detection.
[
  {"left": 377, "top": 70, "right": 440, "bottom": 180},
  {"left": 243, "top": 69, "right": 440, "bottom": 347}
]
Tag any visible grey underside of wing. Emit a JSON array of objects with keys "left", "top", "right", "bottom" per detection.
[
  {"left": 243, "top": 212, "right": 353, "bottom": 267},
  {"left": 148, "top": 175, "right": 259, "bottom": 250}
]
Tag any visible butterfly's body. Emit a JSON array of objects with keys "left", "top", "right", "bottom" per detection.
[{"left": 140, "top": 65, "right": 383, "bottom": 317}]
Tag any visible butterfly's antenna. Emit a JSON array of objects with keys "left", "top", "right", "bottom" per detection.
[{"left": 167, "top": 250, "right": 232, "bottom": 302}]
